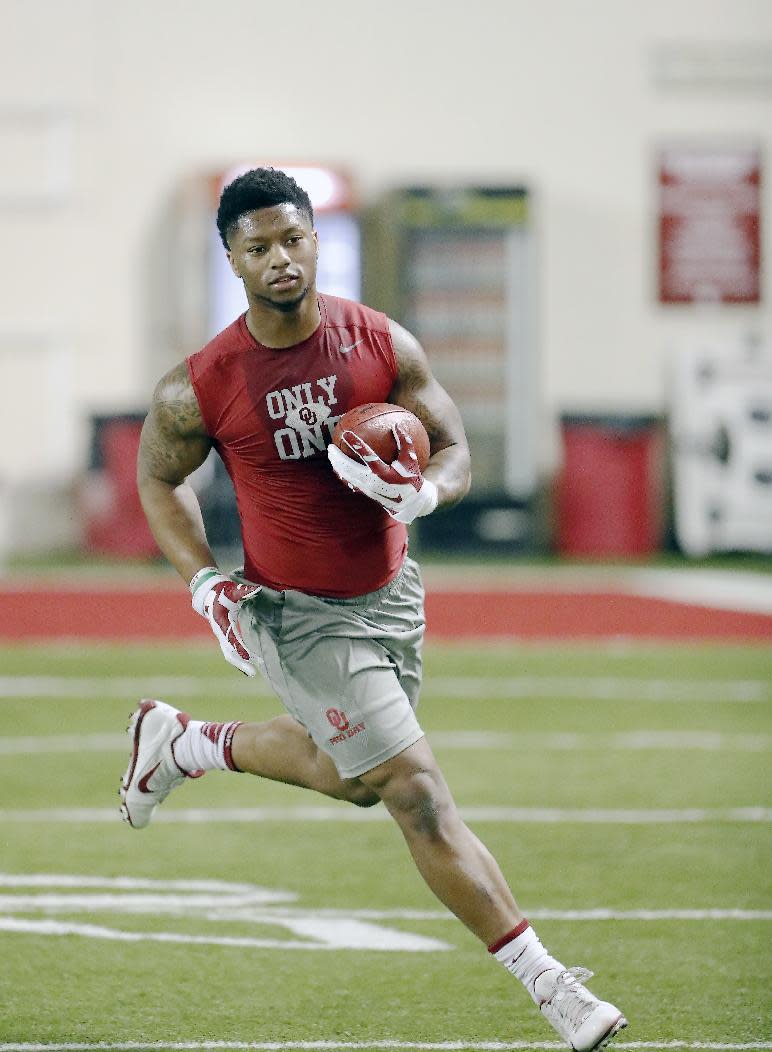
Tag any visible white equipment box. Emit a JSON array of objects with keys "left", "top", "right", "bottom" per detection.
[{"left": 669, "top": 339, "right": 772, "bottom": 556}]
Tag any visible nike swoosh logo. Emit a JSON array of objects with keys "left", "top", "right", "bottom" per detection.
[
  {"left": 137, "top": 763, "right": 161, "bottom": 793},
  {"left": 339, "top": 338, "right": 364, "bottom": 353}
]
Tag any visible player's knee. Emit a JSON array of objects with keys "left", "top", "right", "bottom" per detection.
[{"left": 385, "top": 771, "right": 454, "bottom": 840}]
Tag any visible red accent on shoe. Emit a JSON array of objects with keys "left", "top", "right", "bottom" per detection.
[
  {"left": 121, "top": 700, "right": 158, "bottom": 792},
  {"left": 137, "top": 762, "right": 161, "bottom": 793},
  {"left": 487, "top": 918, "right": 530, "bottom": 954},
  {"left": 223, "top": 721, "right": 244, "bottom": 772}
]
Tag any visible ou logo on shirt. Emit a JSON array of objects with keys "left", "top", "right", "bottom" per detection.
[
  {"left": 274, "top": 401, "right": 343, "bottom": 462},
  {"left": 325, "top": 708, "right": 349, "bottom": 732}
]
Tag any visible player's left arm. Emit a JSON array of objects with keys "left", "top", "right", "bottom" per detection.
[{"left": 387, "top": 318, "right": 471, "bottom": 509}]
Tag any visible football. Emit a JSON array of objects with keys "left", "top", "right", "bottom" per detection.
[{"left": 332, "top": 403, "right": 430, "bottom": 469}]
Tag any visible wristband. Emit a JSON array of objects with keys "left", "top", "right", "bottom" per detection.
[
  {"left": 189, "top": 566, "right": 223, "bottom": 615},
  {"left": 416, "top": 478, "right": 439, "bottom": 517}
]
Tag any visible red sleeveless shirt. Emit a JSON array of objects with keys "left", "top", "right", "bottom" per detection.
[{"left": 187, "top": 293, "right": 408, "bottom": 597}]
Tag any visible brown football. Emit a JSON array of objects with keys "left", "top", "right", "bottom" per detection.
[{"left": 332, "top": 403, "right": 430, "bottom": 469}]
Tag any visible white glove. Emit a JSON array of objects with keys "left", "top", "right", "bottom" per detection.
[
  {"left": 190, "top": 567, "right": 263, "bottom": 677},
  {"left": 327, "top": 424, "right": 438, "bottom": 525}
]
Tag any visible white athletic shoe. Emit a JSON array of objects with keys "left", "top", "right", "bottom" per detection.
[
  {"left": 534, "top": 967, "right": 627, "bottom": 1051},
  {"left": 120, "top": 699, "right": 203, "bottom": 829}
]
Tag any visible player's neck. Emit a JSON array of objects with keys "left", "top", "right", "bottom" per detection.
[{"left": 244, "top": 292, "right": 321, "bottom": 349}]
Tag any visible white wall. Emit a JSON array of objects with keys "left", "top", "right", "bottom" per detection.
[{"left": 1, "top": 0, "right": 770, "bottom": 532}]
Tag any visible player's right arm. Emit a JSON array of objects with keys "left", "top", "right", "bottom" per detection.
[
  {"left": 138, "top": 362, "right": 262, "bottom": 676},
  {"left": 136, "top": 361, "right": 217, "bottom": 584}
]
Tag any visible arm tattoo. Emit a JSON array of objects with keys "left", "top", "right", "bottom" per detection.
[
  {"left": 390, "top": 325, "right": 461, "bottom": 450},
  {"left": 138, "top": 362, "right": 211, "bottom": 485},
  {"left": 398, "top": 386, "right": 448, "bottom": 447},
  {"left": 156, "top": 363, "right": 206, "bottom": 435}
]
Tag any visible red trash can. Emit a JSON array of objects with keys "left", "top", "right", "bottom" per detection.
[
  {"left": 81, "top": 414, "right": 159, "bottom": 557},
  {"left": 557, "top": 414, "right": 665, "bottom": 556}
]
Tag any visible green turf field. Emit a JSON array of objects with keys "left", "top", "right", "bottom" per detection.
[{"left": 0, "top": 640, "right": 769, "bottom": 1050}]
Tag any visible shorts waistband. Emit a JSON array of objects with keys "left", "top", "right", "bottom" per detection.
[
  {"left": 317, "top": 558, "right": 411, "bottom": 608},
  {"left": 235, "top": 558, "right": 415, "bottom": 609}
]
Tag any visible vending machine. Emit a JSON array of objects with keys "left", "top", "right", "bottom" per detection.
[{"left": 363, "top": 186, "right": 540, "bottom": 551}]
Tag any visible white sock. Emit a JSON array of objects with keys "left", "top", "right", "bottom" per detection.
[
  {"left": 489, "top": 920, "right": 564, "bottom": 1004},
  {"left": 172, "top": 718, "right": 243, "bottom": 774}
]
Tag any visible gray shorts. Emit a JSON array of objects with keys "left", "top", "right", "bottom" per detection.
[{"left": 237, "top": 557, "right": 425, "bottom": 779}]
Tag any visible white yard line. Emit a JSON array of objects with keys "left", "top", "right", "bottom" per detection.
[
  {"left": 0, "top": 806, "right": 768, "bottom": 824},
  {"left": 0, "top": 676, "right": 262, "bottom": 699},
  {"left": 0, "top": 875, "right": 274, "bottom": 892},
  {"left": 1, "top": 1040, "right": 770, "bottom": 1051},
  {"left": 0, "top": 877, "right": 765, "bottom": 923},
  {"left": 0, "top": 676, "right": 767, "bottom": 702},
  {"left": 627, "top": 569, "right": 772, "bottom": 615},
  {"left": 0, "top": 876, "right": 766, "bottom": 922},
  {"left": 0, "top": 916, "right": 451, "bottom": 953},
  {"left": 429, "top": 731, "right": 770, "bottom": 751},
  {"left": 232, "top": 907, "right": 772, "bottom": 921},
  {"left": 0, "top": 917, "right": 326, "bottom": 950},
  {"left": 1, "top": 903, "right": 769, "bottom": 922},
  {"left": 0, "top": 733, "right": 128, "bottom": 754},
  {"left": 423, "top": 678, "right": 771, "bottom": 702},
  {"left": 1, "top": 730, "right": 769, "bottom": 756}
]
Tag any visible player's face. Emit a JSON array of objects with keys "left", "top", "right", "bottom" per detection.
[{"left": 227, "top": 203, "right": 318, "bottom": 313}]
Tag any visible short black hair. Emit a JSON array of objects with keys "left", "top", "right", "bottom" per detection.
[{"left": 216, "top": 167, "right": 314, "bottom": 249}]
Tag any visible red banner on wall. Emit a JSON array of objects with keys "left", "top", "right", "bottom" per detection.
[{"left": 658, "top": 146, "right": 761, "bottom": 304}]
